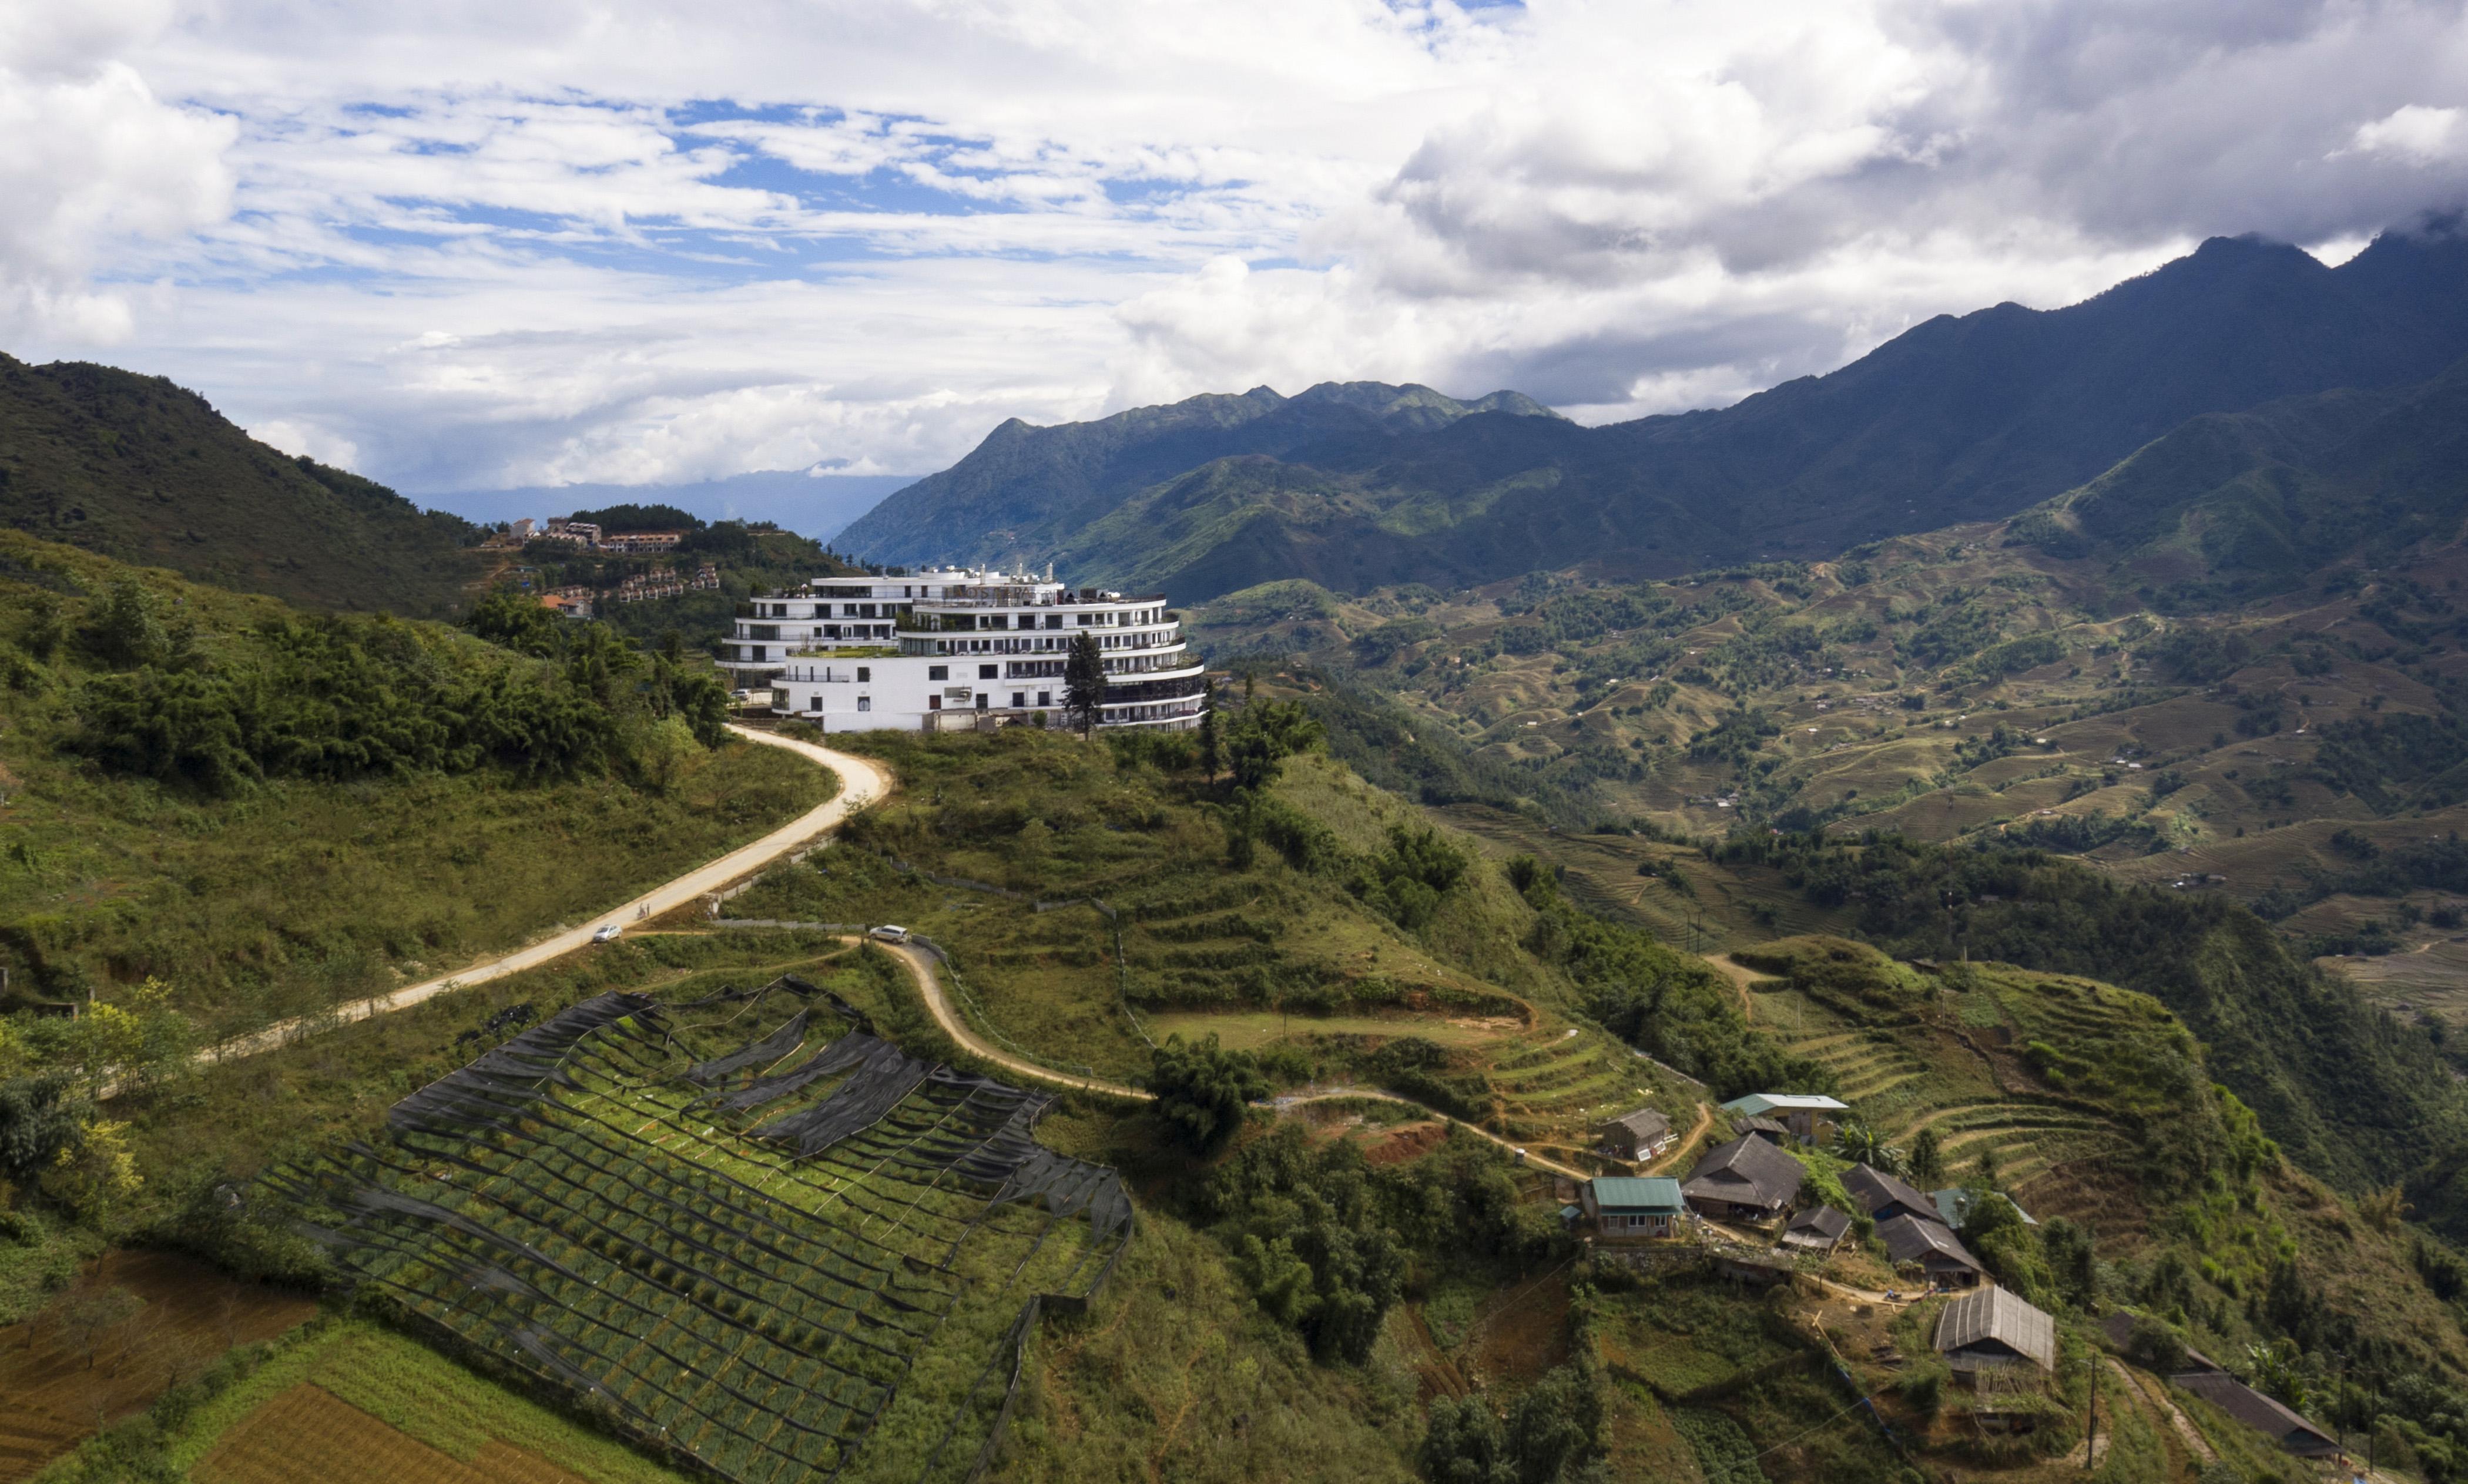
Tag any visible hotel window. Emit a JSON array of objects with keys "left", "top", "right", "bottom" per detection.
[
  {"left": 978, "top": 663, "right": 997, "bottom": 679},
  {"left": 808, "top": 695, "right": 821, "bottom": 710},
  {"left": 1037, "top": 690, "right": 1051, "bottom": 707},
  {"left": 1011, "top": 692, "right": 1024, "bottom": 707},
  {"left": 856, "top": 667, "right": 870, "bottom": 682},
  {"left": 1044, "top": 614, "right": 1061, "bottom": 629},
  {"left": 928, "top": 696, "right": 941, "bottom": 710},
  {"left": 929, "top": 665, "right": 948, "bottom": 681},
  {"left": 975, "top": 694, "right": 988, "bottom": 709},
  {"left": 857, "top": 696, "right": 871, "bottom": 712}
]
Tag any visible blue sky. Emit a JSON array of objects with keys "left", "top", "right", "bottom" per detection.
[{"left": 4, "top": 0, "right": 2467, "bottom": 503}]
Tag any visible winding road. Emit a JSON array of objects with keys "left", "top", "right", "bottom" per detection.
[
  {"left": 135, "top": 723, "right": 1596, "bottom": 1184},
  {"left": 876, "top": 938, "right": 1592, "bottom": 1179},
  {"left": 114, "top": 726, "right": 890, "bottom": 1096}
]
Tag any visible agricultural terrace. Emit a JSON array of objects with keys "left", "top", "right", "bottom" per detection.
[
  {"left": 1736, "top": 936, "right": 2270, "bottom": 1257},
  {"left": 726, "top": 731, "right": 1722, "bottom": 1166},
  {"left": 260, "top": 975, "right": 1127, "bottom": 1484}
]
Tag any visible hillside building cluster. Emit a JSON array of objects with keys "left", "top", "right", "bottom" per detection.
[{"left": 717, "top": 566, "right": 1206, "bottom": 734}]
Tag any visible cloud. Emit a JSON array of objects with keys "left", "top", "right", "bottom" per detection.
[
  {"left": 2352, "top": 103, "right": 2468, "bottom": 163},
  {"left": 3, "top": 0, "right": 2466, "bottom": 495},
  {"left": 0, "top": 2, "right": 234, "bottom": 340}
]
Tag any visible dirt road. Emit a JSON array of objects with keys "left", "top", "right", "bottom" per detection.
[
  {"left": 1701, "top": 953, "right": 1780, "bottom": 1021},
  {"left": 110, "top": 727, "right": 890, "bottom": 1097},
  {"left": 880, "top": 938, "right": 1592, "bottom": 1177}
]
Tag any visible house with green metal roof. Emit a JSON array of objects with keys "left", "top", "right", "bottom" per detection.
[
  {"left": 1582, "top": 1176, "right": 1687, "bottom": 1240},
  {"left": 1719, "top": 1092, "right": 1851, "bottom": 1141}
]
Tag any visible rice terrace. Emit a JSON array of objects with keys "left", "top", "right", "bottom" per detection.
[{"left": 257, "top": 974, "right": 1129, "bottom": 1484}]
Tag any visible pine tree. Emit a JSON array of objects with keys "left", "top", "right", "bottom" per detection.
[
  {"left": 1064, "top": 631, "right": 1108, "bottom": 737},
  {"left": 1909, "top": 1125, "right": 1944, "bottom": 1187}
]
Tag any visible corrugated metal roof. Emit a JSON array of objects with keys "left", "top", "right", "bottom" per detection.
[
  {"left": 1590, "top": 1176, "right": 1685, "bottom": 1213},
  {"left": 1930, "top": 1187, "right": 2038, "bottom": 1229},
  {"left": 1721, "top": 1092, "right": 1850, "bottom": 1116},
  {"left": 1786, "top": 1206, "right": 1850, "bottom": 1239},
  {"left": 1933, "top": 1286, "right": 2055, "bottom": 1370}
]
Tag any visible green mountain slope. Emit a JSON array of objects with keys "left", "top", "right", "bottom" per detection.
[
  {"left": 0, "top": 529, "right": 822, "bottom": 1036},
  {"left": 834, "top": 380, "right": 1561, "bottom": 575},
  {"left": 0, "top": 354, "right": 491, "bottom": 616},
  {"left": 847, "top": 228, "right": 2468, "bottom": 603}
]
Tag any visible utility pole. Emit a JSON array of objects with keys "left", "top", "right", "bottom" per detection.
[{"left": 2083, "top": 1356, "right": 2097, "bottom": 1471}]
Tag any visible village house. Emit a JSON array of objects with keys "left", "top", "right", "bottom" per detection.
[
  {"left": 1880, "top": 1213, "right": 1985, "bottom": 1287},
  {"left": 1934, "top": 1285, "right": 2055, "bottom": 1381},
  {"left": 1735, "top": 1115, "right": 1790, "bottom": 1144},
  {"left": 1719, "top": 1093, "right": 1850, "bottom": 1142},
  {"left": 1597, "top": 1107, "right": 1675, "bottom": 1163},
  {"left": 1779, "top": 1205, "right": 1851, "bottom": 1254},
  {"left": 1582, "top": 1176, "right": 1686, "bottom": 1240},
  {"left": 1680, "top": 1134, "right": 1806, "bottom": 1224},
  {"left": 1843, "top": 1164, "right": 1941, "bottom": 1227}
]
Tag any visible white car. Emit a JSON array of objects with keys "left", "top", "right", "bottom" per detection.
[
  {"left": 591, "top": 925, "right": 622, "bottom": 944},
  {"left": 867, "top": 924, "right": 911, "bottom": 944}
]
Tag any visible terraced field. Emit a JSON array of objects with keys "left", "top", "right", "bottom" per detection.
[
  {"left": 261, "top": 976, "right": 1130, "bottom": 1484},
  {"left": 1483, "top": 1028, "right": 1682, "bottom": 1153},
  {"left": 1749, "top": 946, "right": 2144, "bottom": 1200}
]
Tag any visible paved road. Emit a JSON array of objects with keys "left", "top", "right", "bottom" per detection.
[{"left": 115, "top": 726, "right": 890, "bottom": 1095}]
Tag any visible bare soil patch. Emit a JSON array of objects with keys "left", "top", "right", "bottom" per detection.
[{"left": 0, "top": 1249, "right": 316, "bottom": 1483}]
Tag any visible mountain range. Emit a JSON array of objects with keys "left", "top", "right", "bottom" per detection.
[{"left": 837, "top": 227, "right": 2468, "bottom": 602}]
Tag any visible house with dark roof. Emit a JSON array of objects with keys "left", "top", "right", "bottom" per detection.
[
  {"left": 1735, "top": 1115, "right": 1789, "bottom": 1143},
  {"left": 1934, "top": 1285, "right": 2055, "bottom": 1378},
  {"left": 1780, "top": 1205, "right": 1851, "bottom": 1253},
  {"left": 1842, "top": 1164, "right": 1941, "bottom": 1227},
  {"left": 1880, "top": 1213, "right": 1984, "bottom": 1287},
  {"left": 1681, "top": 1135, "right": 1806, "bottom": 1223},
  {"left": 1597, "top": 1107, "right": 1675, "bottom": 1162},
  {"left": 2171, "top": 1372, "right": 2339, "bottom": 1457},
  {"left": 1583, "top": 1177, "right": 1687, "bottom": 1240}
]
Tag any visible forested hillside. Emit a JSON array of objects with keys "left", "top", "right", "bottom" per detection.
[
  {"left": 0, "top": 531, "right": 822, "bottom": 1036},
  {"left": 0, "top": 354, "right": 492, "bottom": 617},
  {"left": 844, "top": 228, "right": 2468, "bottom": 600}
]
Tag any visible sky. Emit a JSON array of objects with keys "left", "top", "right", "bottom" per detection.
[{"left": 5, "top": 0, "right": 2468, "bottom": 501}]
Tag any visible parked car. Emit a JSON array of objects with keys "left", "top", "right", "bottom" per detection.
[
  {"left": 592, "top": 924, "right": 622, "bottom": 944},
  {"left": 868, "top": 924, "right": 910, "bottom": 944}
]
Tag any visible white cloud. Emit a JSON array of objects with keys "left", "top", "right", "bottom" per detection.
[
  {"left": 1, "top": 0, "right": 2464, "bottom": 496},
  {"left": 0, "top": 1, "right": 234, "bottom": 341},
  {"left": 2352, "top": 103, "right": 2468, "bottom": 163}
]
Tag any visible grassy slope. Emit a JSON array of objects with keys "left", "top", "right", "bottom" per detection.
[
  {"left": 29, "top": 928, "right": 1420, "bottom": 1484},
  {"left": 0, "top": 532, "right": 829, "bottom": 1030},
  {"left": 722, "top": 731, "right": 1719, "bottom": 1161},
  {"left": 24, "top": 739, "right": 2468, "bottom": 1484},
  {"left": 1197, "top": 509, "right": 2468, "bottom": 1024},
  {"left": 0, "top": 355, "right": 491, "bottom": 617}
]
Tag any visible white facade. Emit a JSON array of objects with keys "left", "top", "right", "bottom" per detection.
[{"left": 719, "top": 568, "right": 1206, "bottom": 733}]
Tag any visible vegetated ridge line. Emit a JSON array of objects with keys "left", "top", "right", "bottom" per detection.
[{"left": 103, "top": 726, "right": 891, "bottom": 1097}]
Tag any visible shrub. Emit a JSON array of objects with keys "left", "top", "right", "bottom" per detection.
[{"left": 1144, "top": 1034, "right": 1270, "bottom": 1154}]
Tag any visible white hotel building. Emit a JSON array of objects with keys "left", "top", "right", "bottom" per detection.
[{"left": 717, "top": 568, "right": 1207, "bottom": 733}]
